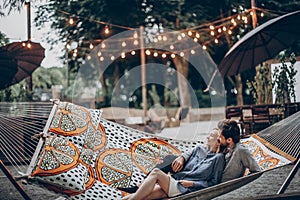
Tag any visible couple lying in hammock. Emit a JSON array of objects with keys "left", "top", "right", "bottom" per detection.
[{"left": 121, "top": 119, "right": 261, "bottom": 200}]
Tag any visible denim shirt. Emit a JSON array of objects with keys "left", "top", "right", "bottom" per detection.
[{"left": 172, "top": 145, "right": 225, "bottom": 193}]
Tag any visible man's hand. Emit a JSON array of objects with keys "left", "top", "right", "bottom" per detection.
[
  {"left": 179, "top": 180, "right": 194, "bottom": 188},
  {"left": 171, "top": 156, "right": 185, "bottom": 172}
]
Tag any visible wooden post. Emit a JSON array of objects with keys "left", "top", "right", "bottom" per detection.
[
  {"left": 251, "top": 0, "right": 258, "bottom": 28},
  {"left": 140, "top": 26, "right": 147, "bottom": 117},
  {"left": 25, "top": 2, "right": 33, "bottom": 93}
]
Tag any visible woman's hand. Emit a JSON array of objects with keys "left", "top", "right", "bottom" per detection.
[
  {"left": 179, "top": 180, "right": 194, "bottom": 188},
  {"left": 171, "top": 156, "right": 185, "bottom": 172}
]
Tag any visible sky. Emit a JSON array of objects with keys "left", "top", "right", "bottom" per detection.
[{"left": 0, "top": 5, "right": 64, "bottom": 68}]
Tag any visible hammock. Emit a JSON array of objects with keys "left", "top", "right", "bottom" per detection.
[{"left": 0, "top": 100, "right": 299, "bottom": 200}]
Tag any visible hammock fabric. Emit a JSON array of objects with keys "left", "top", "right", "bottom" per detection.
[{"left": 0, "top": 100, "right": 299, "bottom": 200}]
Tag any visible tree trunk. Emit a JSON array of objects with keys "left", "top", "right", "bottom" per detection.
[
  {"left": 173, "top": 56, "right": 190, "bottom": 108},
  {"left": 236, "top": 74, "right": 243, "bottom": 105}
]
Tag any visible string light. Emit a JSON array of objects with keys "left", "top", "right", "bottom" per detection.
[
  {"left": 110, "top": 55, "right": 115, "bottom": 60},
  {"left": 61, "top": 7, "right": 269, "bottom": 61},
  {"left": 97, "top": 52, "right": 102, "bottom": 56},
  {"left": 100, "top": 56, "right": 104, "bottom": 61}
]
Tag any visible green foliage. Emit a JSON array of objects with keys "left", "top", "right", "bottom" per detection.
[
  {"left": 246, "top": 63, "right": 272, "bottom": 104},
  {"left": 272, "top": 52, "right": 297, "bottom": 104}
]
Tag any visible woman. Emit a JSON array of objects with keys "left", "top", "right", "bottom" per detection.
[{"left": 122, "top": 129, "right": 225, "bottom": 200}]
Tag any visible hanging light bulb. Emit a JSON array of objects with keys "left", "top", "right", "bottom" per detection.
[
  {"left": 145, "top": 50, "right": 151, "bottom": 55},
  {"left": 210, "top": 31, "right": 215, "bottom": 36},
  {"left": 87, "top": 55, "right": 91, "bottom": 60},
  {"left": 202, "top": 45, "right": 207, "bottom": 50},
  {"left": 162, "top": 53, "right": 167, "bottom": 58},
  {"left": 131, "top": 50, "right": 136, "bottom": 55},
  {"left": 177, "top": 35, "right": 182, "bottom": 40},
  {"left": 169, "top": 45, "right": 174, "bottom": 50},
  {"left": 214, "top": 38, "right": 219, "bottom": 44},
  {"left": 133, "top": 40, "right": 139, "bottom": 45},
  {"left": 100, "top": 56, "right": 104, "bottom": 61},
  {"left": 181, "top": 33, "right": 186, "bottom": 37},
  {"left": 260, "top": 12, "right": 264, "bottom": 17},
  {"left": 171, "top": 53, "right": 176, "bottom": 58},
  {"left": 97, "top": 52, "right": 102, "bottom": 56},
  {"left": 110, "top": 55, "right": 115, "bottom": 60},
  {"left": 101, "top": 42, "right": 106, "bottom": 48},
  {"left": 122, "top": 41, "right": 126, "bottom": 47},
  {"left": 153, "top": 52, "right": 158, "bottom": 57},
  {"left": 66, "top": 43, "right": 70, "bottom": 49},
  {"left": 27, "top": 42, "right": 31, "bottom": 48},
  {"left": 121, "top": 52, "right": 126, "bottom": 58},
  {"left": 195, "top": 33, "right": 200, "bottom": 38},
  {"left": 68, "top": 17, "right": 75, "bottom": 25},
  {"left": 162, "top": 35, "right": 167, "bottom": 41},
  {"left": 157, "top": 35, "right": 162, "bottom": 40},
  {"left": 209, "top": 25, "right": 214, "bottom": 30},
  {"left": 222, "top": 26, "right": 227, "bottom": 31},
  {"left": 218, "top": 28, "right": 222, "bottom": 33},
  {"left": 89, "top": 43, "right": 94, "bottom": 49},
  {"left": 188, "top": 30, "right": 192, "bottom": 36},
  {"left": 193, "top": 38, "right": 198, "bottom": 42},
  {"left": 104, "top": 25, "right": 110, "bottom": 34},
  {"left": 190, "top": 49, "right": 195, "bottom": 54},
  {"left": 22, "top": 42, "right": 26, "bottom": 47},
  {"left": 250, "top": 11, "right": 253, "bottom": 16},
  {"left": 133, "top": 31, "right": 138, "bottom": 38},
  {"left": 228, "top": 30, "right": 232, "bottom": 35},
  {"left": 180, "top": 52, "right": 184, "bottom": 57}
]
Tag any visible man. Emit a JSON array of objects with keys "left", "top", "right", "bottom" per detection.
[{"left": 218, "top": 119, "right": 261, "bottom": 182}]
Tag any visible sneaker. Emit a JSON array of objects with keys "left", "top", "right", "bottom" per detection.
[{"left": 117, "top": 186, "right": 139, "bottom": 193}]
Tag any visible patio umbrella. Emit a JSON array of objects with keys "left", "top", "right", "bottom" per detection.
[
  {"left": 0, "top": 41, "right": 45, "bottom": 89},
  {"left": 0, "top": 49, "right": 18, "bottom": 89},
  {"left": 219, "top": 10, "right": 300, "bottom": 77}
]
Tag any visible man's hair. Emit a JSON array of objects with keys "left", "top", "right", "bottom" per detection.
[{"left": 220, "top": 119, "right": 240, "bottom": 143}]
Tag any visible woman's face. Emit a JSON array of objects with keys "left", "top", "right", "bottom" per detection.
[{"left": 207, "top": 129, "right": 219, "bottom": 148}]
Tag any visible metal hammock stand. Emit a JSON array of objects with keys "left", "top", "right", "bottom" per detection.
[{"left": 0, "top": 101, "right": 299, "bottom": 200}]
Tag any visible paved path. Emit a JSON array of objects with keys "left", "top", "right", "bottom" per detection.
[{"left": 156, "top": 120, "right": 220, "bottom": 142}]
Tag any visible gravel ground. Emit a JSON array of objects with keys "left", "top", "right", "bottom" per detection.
[{"left": 1, "top": 162, "right": 299, "bottom": 200}]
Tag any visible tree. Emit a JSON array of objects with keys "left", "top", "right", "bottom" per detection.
[{"left": 272, "top": 52, "right": 297, "bottom": 104}]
